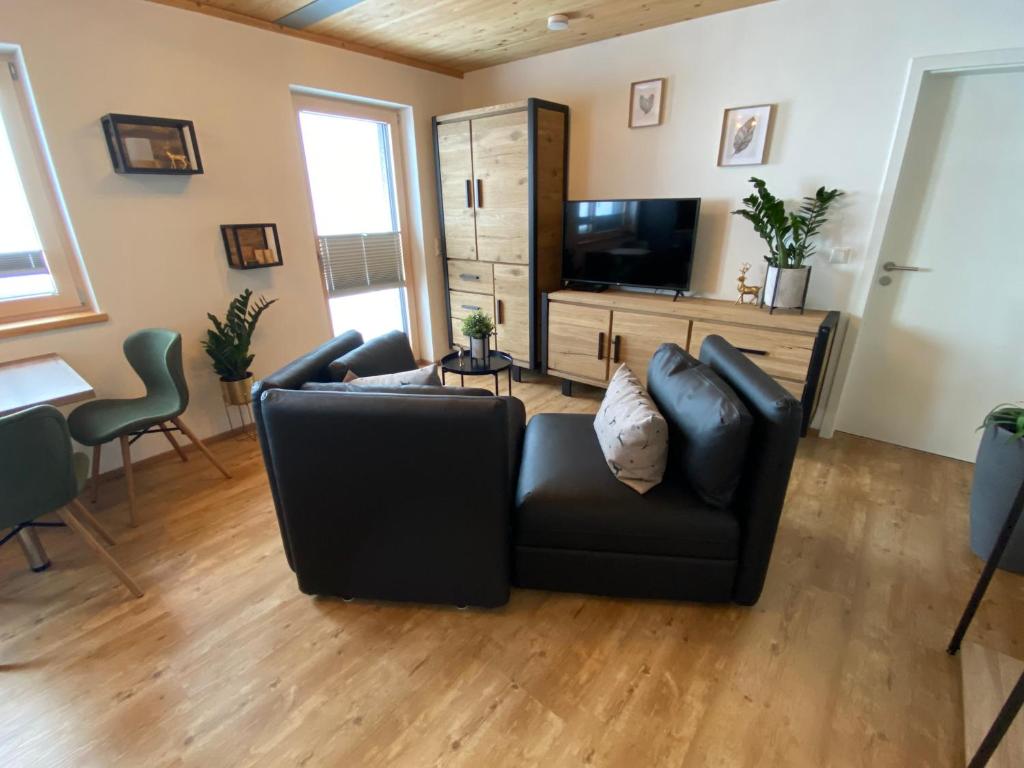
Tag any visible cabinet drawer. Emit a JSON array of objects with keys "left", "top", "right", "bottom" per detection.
[
  {"left": 449, "top": 290, "right": 494, "bottom": 320},
  {"left": 690, "top": 322, "right": 813, "bottom": 383},
  {"left": 447, "top": 260, "right": 493, "bottom": 294}
]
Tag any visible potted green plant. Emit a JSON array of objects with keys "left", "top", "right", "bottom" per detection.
[
  {"left": 971, "top": 404, "right": 1024, "bottom": 572},
  {"left": 460, "top": 310, "right": 495, "bottom": 363},
  {"left": 731, "top": 177, "right": 844, "bottom": 310},
  {"left": 202, "top": 289, "right": 277, "bottom": 405}
]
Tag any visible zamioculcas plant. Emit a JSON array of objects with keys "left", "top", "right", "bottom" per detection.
[
  {"left": 981, "top": 404, "right": 1024, "bottom": 441},
  {"left": 732, "top": 177, "right": 844, "bottom": 269},
  {"left": 202, "top": 289, "right": 277, "bottom": 383}
]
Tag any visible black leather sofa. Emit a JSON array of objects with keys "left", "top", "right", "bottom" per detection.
[
  {"left": 255, "top": 330, "right": 798, "bottom": 609},
  {"left": 253, "top": 330, "right": 525, "bottom": 608},
  {"left": 514, "top": 336, "right": 802, "bottom": 605}
]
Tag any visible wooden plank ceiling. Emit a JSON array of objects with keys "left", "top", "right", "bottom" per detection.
[{"left": 148, "top": 0, "right": 772, "bottom": 77}]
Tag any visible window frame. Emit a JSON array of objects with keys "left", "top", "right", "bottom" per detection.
[
  {"left": 292, "top": 93, "right": 421, "bottom": 357},
  {"left": 0, "top": 50, "right": 96, "bottom": 326}
]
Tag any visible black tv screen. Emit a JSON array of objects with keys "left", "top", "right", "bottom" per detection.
[{"left": 562, "top": 198, "right": 700, "bottom": 291}]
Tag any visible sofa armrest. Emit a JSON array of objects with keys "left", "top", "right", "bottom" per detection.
[
  {"left": 259, "top": 388, "right": 517, "bottom": 606},
  {"left": 699, "top": 335, "right": 802, "bottom": 605}
]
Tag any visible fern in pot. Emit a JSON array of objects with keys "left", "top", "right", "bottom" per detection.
[
  {"left": 461, "top": 310, "right": 495, "bottom": 363},
  {"left": 202, "top": 289, "right": 277, "bottom": 405},
  {"left": 970, "top": 404, "right": 1024, "bottom": 572},
  {"left": 732, "top": 177, "right": 843, "bottom": 310}
]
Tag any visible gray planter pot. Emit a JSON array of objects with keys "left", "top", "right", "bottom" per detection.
[
  {"left": 970, "top": 424, "right": 1024, "bottom": 572},
  {"left": 469, "top": 334, "right": 490, "bottom": 363},
  {"left": 763, "top": 265, "right": 810, "bottom": 310}
]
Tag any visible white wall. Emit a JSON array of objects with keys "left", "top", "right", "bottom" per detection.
[
  {"left": 462, "top": 0, "right": 1024, "bottom": 432},
  {"left": 0, "top": 0, "right": 461, "bottom": 471}
]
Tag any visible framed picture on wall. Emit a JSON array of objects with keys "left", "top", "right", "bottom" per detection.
[
  {"left": 629, "top": 78, "right": 665, "bottom": 128},
  {"left": 718, "top": 104, "right": 774, "bottom": 166}
]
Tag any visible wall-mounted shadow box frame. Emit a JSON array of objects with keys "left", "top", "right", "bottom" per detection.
[
  {"left": 221, "top": 224, "right": 283, "bottom": 270},
  {"left": 101, "top": 113, "right": 203, "bottom": 175}
]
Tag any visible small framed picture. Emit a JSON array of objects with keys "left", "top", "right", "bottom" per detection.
[
  {"left": 629, "top": 78, "right": 665, "bottom": 128},
  {"left": 718, "top": 104, "right": 774, "bottom": 166}
]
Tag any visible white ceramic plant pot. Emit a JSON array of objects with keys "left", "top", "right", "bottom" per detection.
[
  {"left": 763, "top": 266, "right": 810, "bottom": 310},
  {"left": 469, "top": 335, "right": 490, "bottom": 363}
]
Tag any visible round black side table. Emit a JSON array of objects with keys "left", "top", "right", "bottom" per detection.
[{"left": 439, "top": 350, "right": 514, "bottom": 396}]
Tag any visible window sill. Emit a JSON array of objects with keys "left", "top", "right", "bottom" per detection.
[{"left": 0, "top": 309, "right": 109, "bottom": 340}]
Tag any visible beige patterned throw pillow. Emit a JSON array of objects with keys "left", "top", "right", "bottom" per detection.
[{"left": 593, "top": 364, "right": 669, "bottom": 494}]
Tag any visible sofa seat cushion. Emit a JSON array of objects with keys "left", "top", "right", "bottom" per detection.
[{"left": 515, "top": 413, "right": 739, "bottom": 560}]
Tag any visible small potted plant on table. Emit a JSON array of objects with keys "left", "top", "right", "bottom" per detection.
[
  {"left": 202, "top": 289, "right": 276, "bottom": 405},
  {"left": 971, "top": 403, "right": 1024, "bottom": 572},
  {"left": 461, "top": 310, "right": 495, "bottom": 364},
  {"left": 732, "top": 177, "right": 843, "bottom": 312}
]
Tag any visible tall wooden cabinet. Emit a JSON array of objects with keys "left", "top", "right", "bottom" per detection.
[{"left": 433, "top": 99, "right": 569, "bottom": 369}]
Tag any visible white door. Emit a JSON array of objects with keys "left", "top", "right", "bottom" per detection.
[{"left": 838, "top": 69, "right": 1024, "bottom": 462}]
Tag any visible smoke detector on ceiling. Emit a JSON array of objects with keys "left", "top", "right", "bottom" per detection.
[{"left": 547, "top": 14, "right": 570, "bottom": 31}]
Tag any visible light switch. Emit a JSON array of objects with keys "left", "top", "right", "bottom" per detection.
[{"left": 829, "top": 247, "right": 852, "bottom": 264}]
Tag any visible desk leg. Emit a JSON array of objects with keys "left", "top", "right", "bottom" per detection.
[
  {"left": 508, "top": 367, "right": 513, "bottom": 396},
  {"left": 17, "top": 527, "right": 50, "bottom": 572}
]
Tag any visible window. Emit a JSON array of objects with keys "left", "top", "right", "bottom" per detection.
[
  {"left": 0, "top": 52, "right": 92, "bottom": 323},
  {"left": 294, "top": 95, "right": 415, "bottom": 343}
]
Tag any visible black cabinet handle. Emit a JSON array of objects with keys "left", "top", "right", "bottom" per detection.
[
  {"left": 465, "top": 179, "right": 472, "bottom": 208},
  {"left": 737, "top": 347, "right": 768, "bottom": 356},
  {"left": 496, "top": 299, "right": 504, "bottom": 324},
  {"left": 461, "top": 304, "right": 481, "bottom": 311},
  {"left": 612, "top": 335, "right": 622, "bottom": 363},
  {"left": 459, "top": 273, "right": 480, "bottom": 281},
  {"left": 597, "top": 332, "right": 605, "bottom": 360},
  {"left": 475, "top": 178, "right": 483, "bottom": 208}
]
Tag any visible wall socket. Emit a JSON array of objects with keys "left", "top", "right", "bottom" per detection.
[{"left": 829, "top": 247, "right": 852, "bottom": 264}]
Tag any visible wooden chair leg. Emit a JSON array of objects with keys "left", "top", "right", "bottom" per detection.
[
  {"left": 69, "top": 498, "right": 116, "bottom": 546},
  {"left": 162, "top": 422, "right": 189, "bottom": 463},
  {"left": 118, "top": 435, "right": 138, "bottom": 527},
  {"left": 57, "top": 507, "right": 143, "bottom": 598},
  {"left": 90, "top": 444, "right": 102, "bottom": 503},
  {"left": 171, "top": 417, "right": 231, "bottom": 479}
]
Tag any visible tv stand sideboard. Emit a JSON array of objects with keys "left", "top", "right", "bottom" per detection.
[{"left": 541, "top": 289, "right": 839, "bottom": 436}]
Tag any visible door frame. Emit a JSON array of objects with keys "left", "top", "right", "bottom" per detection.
[
  {"left": 292, "top": 93, "right": 423, "bottom": 359},
  {"left": 820, "top": 47, "right": 1024, "bottom": 438}
]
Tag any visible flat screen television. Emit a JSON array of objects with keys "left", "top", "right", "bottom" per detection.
[{"left": 562, "top": 198, "right": 700, "bottom": 292}]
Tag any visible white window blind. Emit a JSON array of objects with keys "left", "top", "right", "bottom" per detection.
[
  {"left": 0, "top": 249, "right": 48, "bottom": 278},
  {"left": 317, "top": 231, "right": 405, "bottom": 297}
]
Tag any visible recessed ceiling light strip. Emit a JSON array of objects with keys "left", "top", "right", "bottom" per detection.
[{"left": 275, "top": 0, "right": 366, "bottom": 30}]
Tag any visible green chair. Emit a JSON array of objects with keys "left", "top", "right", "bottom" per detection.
[
  {"left": 0, "top": 405, "right": 142, "bottom": 597},
  {"left": 68, "top": 328, "right": 231, "bottom": 526}
]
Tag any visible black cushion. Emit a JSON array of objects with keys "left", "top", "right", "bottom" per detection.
[
  {"left": 301, "top": 382, "right": 491, "bottom": 397},
  {"left": 516, "top": 413, "right": 739, "bottom": 560},
  {"left": 647, "top": 343, "right": 753, "bottom": 508},
  {"left": 327, "top": 330, "right": 417, "bottom": 381}
]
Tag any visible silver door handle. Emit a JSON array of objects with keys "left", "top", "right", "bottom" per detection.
[{"left": 883, "top": 261, "right": 921, "bottom": 272}]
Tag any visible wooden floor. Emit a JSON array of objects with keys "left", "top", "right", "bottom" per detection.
[{"left": 1, "top": 374, "right": 1022, "bottom": 767}]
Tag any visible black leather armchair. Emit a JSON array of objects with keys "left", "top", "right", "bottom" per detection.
[
  {"left": 254, "top": 331, "right": 525, "bottom": 608},
  {"left": 514, "top": 336, "right": 801, "bottom": 605}
]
